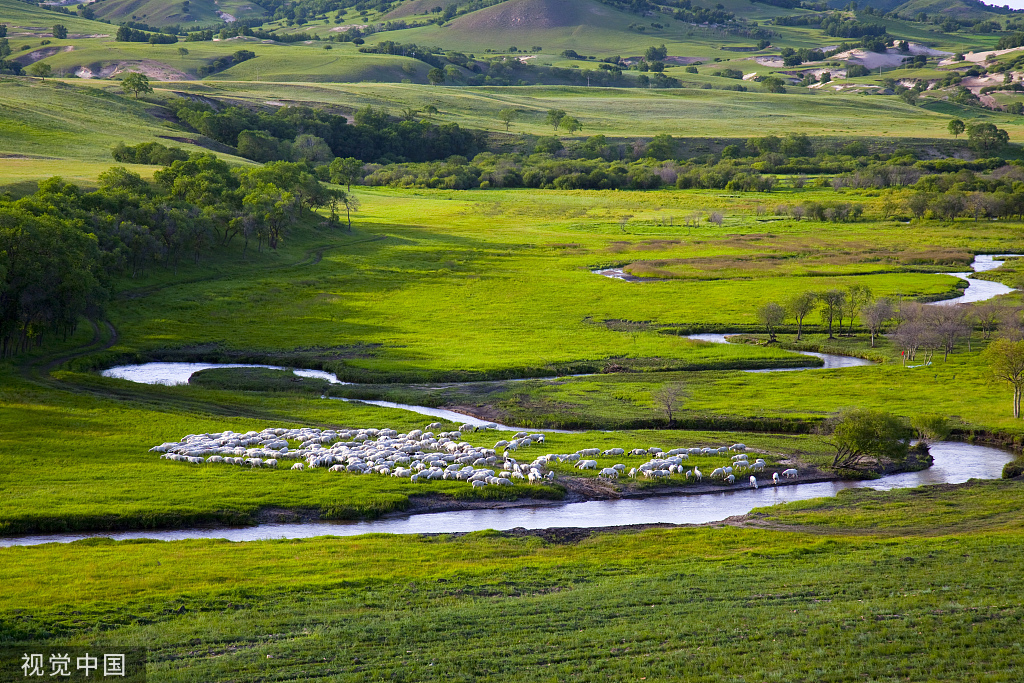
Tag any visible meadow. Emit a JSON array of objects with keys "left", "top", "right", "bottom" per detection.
[{"left": 2, "top": 482, "right": 1024, "bottom": 681}]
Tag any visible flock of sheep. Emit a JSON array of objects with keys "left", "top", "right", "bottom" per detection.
[{"left": 150, "top": 423, "right": 798, "bottom": 489}]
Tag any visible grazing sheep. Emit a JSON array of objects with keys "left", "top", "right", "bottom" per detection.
[
  {"left": 603, "top": 448, "right": 625, "bottom": 456},
  {"left": 782, "top": 468, "right": 798, "bottom": 479},
  {"left": 726, "top": 474, "right": 735, "bottom": 484},
  {"left": 598, "top": 467, "right": 619, "bottom": 479},
  {"left": 628, "top": 467, "right": 638, "bottom": 478},
  {"left": 749, "top": 475, "right": 758, "bottom": 489},
  {"left": 773, "top": 472, "right": 780, "bottom": 485},
  {"left": 693, "top": 467, "right": 702, "bottom": 482},
  {"left": 291, "top": 463, "right": 305, "bottom": 471},
  {"left": 576, "top": 459, "right": 598, "bottom": 470}
]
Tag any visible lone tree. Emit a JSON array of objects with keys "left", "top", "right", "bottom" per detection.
[
  {"left": 818, "top": 289, "right": 845, "bottom": 339},
  {"left": 427, "top": 67, "right": 445, "bottom": 85},
  {"left": 967, "top": 122, "right": 1009, "bottom": 156},
  {"left": 826, "top": 409, "right": 912, "bottom": 471},
  {"left": 558, "top": 115, "right": 582, "bottom": 134},
  {"left": 52, "top": 24, "right": 67, "bottom": 39},
  {"left": 788, "top": 291, "right": 816, "bottom": 341},
  {"left": 653, "top": 383, "right": 687, "bottom": 426},
  {"left": 28, "top": 62, "right": 51, "bottom": 78},
  {"left": 947, "top": 118, "right": 965, "bottom": 139},
  {"left": 498, "top": 107, "right": 517, "bottom": 132},
  {"left": 986, "top": 338, "right": 1024, "bottom": 418},
  {"left": 121, "top": 71, "right": 153, "bottom": 99},
  {"left": 177, "top": 47, "right": 189, "bottom": 58},
  {"left": 545, "top": 108, "right": 567, "bottom": 131},
  {"left": 757, "top": 301, "right": 786, "bottom": 342}
]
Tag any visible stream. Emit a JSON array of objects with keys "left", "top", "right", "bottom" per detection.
[{"left": 0, "top": 442, "right": 1011, "bottom": 547}]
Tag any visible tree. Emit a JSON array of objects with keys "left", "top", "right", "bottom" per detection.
[
  {"left": 860, "top": 298, "right": 894, "bottom": 347},
  {"left": 967, "top": 123, "right": 1009, "bottom": 156},
  {"left": 947, "top": 118, "right": 965, "bottom": 139},
  {"left": 498, "top": 107, "right": 517, "bottom": 132},
  {"left": 761, "top": 76, "right": 786, "bottom": 93},
  {"left": 818, "top": 289, "right": 845, "bottom": 339},
  {"left": 121, "top": 72, "right": 153, "bottom": 99},
  {"left": 558, "top": 116, "right": 582, "bottom": 134},
  {"left": 644, "top": 44, "right": 668, "bottom": 61},
  {"left": 177, "top": 47, "right": 189, "bottom": 58},
  {"left": 757, "top": 301, "right": 786, "bottom": 342},
  {"left": 28, "top": 62, "right": 51, "bottom": 78},
  {"left": 545, "top": 108, "right": 567, "bottom": 131},
  {"left": 826, "top": 410, "right": 912, "bottom": 471},
  {"left": 985, "top": 338, "right": 1024, "bottom": 418},
  {"left": 653, "top": 383, "right": 687, "bottom": 425},
  {"left": 644, "top": 134, "right": 676, "bottom": 160},
  {"left": 427, "top": 67, "right": 445, "bottom": 85},
  {"left": 843, "top": 284, "right": 872, "bottom": 336},
  {"left": 329, "top": 157, "right": 363, "bottom": 192},
  {"left": 52, "top": 24, "right": 67, "bottom": 39},
  {"left": 789, "top": 291, "right": 816, "bottom": 341},
  {"left": 423, "top": 104, "right": 439, "bottom": 118}
]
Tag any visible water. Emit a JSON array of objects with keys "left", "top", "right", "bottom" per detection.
[
  {"left": 928, "top": 254, "right": 1020, "bottom": 306},
  {"left": 686, "top": 333, "right": 874, "bottom": 371},
  {"left": 0, "top": 442, "right": 1011, "bottom": 547},
  {"left": 331, "top": 397, "right": 578, "bottom": 432},
  {"left": 101, "top": 362, "right": 349, "bottom": 386}
]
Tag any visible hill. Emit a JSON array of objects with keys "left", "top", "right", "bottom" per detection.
[
  {"left": 0, "top": 0, "right": 117, "bottom": 35},
  {"left": 88, "top": 0, "right": 269, "bottom": 28}
]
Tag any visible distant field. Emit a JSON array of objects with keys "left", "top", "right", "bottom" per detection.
[{"left": 190, "top": 80, "right": 998, "bottom": 139}]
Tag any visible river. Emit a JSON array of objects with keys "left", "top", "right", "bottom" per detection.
[{"left": 0, "top": 442, "right": 1011, "bottom": 547}]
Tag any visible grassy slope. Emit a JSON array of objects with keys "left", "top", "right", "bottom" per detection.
[
  {"left": 2, "top": 481, "right": 1024, "bottom": 680},
  {"left": 88, "top": 0, "right": 268, "bottom": 28},
  {"left": 0, "top": 0, "right": 116, "bottom": 35}
]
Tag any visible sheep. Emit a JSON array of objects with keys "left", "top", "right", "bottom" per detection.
[
  {"left": 612, "top": 463, "right": 626, "bottom": 472},
  {"left": 749, "top": 475, "right": 758, "bottom": 489},
  {"left": 711, "top": 467, "right": 726, "bottom": 480},
  {"left": 628, "top": 467, "right": 638, "bottom": 478},
  {"left": 693, "top": 467, "right": 702, "bottom": 482},
  {"left": 730, "top": 443, "right": 747, "bottom": 452},
  {"left": 630, "top": 448, "right": 648, "bottom": 456},
  {"left": 264, "top": 459, "right": 278, "bottom": 468},
  {"left": 598, "top": 467, "right": 619, "bottom": 479},
  {"left": 782, "top": 468, "right": 798, "bottom": 479},
  {"left": 603, "top": 448, "right": 625, "bottom": 456},
  {"left": 329, "top": 464, "right": 345, "bottom": 473},
  {"left": 579, "top": 448, "right": 600, "bottom": 457},
  {"left": 576, "top": 459, "right": 598, "bottom": 470},
  {"left": 459, "top": 424, "right": 476, "bottom": 433},
  {"left": 291, "top": 463, "right": 305, "bottom": 471},
  {"left": 726, "top": 474, "right": 735, "bottom": 484},
  {"left": 772, "top": 472, "right": 780, "bottom": 485},
  {"left": 751, "top": 462, "right": 765, "bottom": 472}
]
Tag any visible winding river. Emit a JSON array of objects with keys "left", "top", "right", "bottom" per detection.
[{"left": 0, "top": 441, "right": 1011, "bottom": 547}]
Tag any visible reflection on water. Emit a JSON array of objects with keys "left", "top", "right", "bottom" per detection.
[
  {"left": 0, "top": 442, "right": 1010, "bottom": 547},
  {"left": 102, "top": 362, "right": 348, "bottom": 385}
]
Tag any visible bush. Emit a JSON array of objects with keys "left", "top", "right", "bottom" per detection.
[{"left": 1002, "top": 460, "right": 1024, "bottom": 478}]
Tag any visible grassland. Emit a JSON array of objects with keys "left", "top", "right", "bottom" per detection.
[{"left": 3, "top": 481, "right": 1024, "bottom": 680}]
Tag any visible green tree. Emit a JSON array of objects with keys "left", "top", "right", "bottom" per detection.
[
  {"left": 644, "top": 44, "right": 667, "bottom": 61},
  {"left": 329, "top": 157, "right": 363, "bottom": 192},
  {"left": 177, "top": 47, "right": 189, "bottom": 58},
  {"left": 427, "top": 67, "right": 445, "bottom": 85},
  {"left": 986, "top": 338, "right": 1024, "bottom": 418},
  {"left": 558, "top": 116, "right": 582, "bottom": 134},
  {"left": 545, "top": 109, "right": 567, "bottom": 131},
  {"left": 788, "top": 291, "right": 816, "bottom": 341},
  {"left": 761, "top": 76, "right": 786, "bottom": 93},
  {"left": 121, "top": 72, "right": 153, "bottom": 99},
  {"left": 27, "top": 62, "right": 51, "bottom": 78},
  {"left": 423, "top": 104, "right": 439, "bottom": 119},
  {"left": 52, "top": 24, "right": 67, "bottom": 39},
  {"left": 826, "top": 409, "right": 912, "bottom": 471},
  {"left": 644, "top": 134, "right": 676, "bottom": 160},
  {"left": 498, "top": 107, "right": 517, "bottom": 132},
  {"left": 756, "top": 301, "right": 786, "bottom": 342},
  {"left": 948, "top": 118, "right": 966, "bottom": 139},
  {"left": 818, "top": 289, "right": 845, "bottom": 339},
  {"left": 967, "top": 122, "right": 1009, "bottom": 156}
]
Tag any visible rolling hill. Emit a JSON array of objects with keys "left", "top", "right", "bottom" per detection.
[{"left": 87, "top": 0, "right": 269, "bottom": 28}]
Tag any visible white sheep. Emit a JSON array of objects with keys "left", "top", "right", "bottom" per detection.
[
  {"left": 598, "top": 467, "right": 619, "bottom": 479},
  {"left": 749, "top": 475, "right": 758, "bottom": 489},
  {"left": 772, "top": 472, "right": 780, "bottom": 485},
  {"left": 291, "top": 463, "right": 305, "bottom": 471},
  {"left": 576, "top": 459, "right": 598, "bottom": 470},
  {"left": 782, "top": 468, "right": 798, "bottom": 479}
]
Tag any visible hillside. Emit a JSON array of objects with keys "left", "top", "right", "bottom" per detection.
[
  {"left": 88, "top": 0, "right": 269, "bottom": 28},
  {"left": 0, "top": 0, "right": 116, "bottom": 35}
]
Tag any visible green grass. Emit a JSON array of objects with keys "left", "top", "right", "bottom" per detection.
[
  {"left": 88, "top": 0, "right": 267, "bottom": 28},
  {"left": 4, "top": 484, "right": 1024, "bottom": 680}
]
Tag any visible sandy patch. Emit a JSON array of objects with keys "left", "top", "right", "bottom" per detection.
[
  {"left": 742, "top": 72, "right": 758, "bottom": 80},
  {"left": 755, "top": 56, "right": 784, "bottom": 67},
  {"left": 217, "top": 11, "right": 236, "bottom": 21},
  {"left": 13, "top": 45, "right": 73, "bottom": 66},
  {"left": 516, "top": 54, "right": 538, "bottom": 62},
  {"left": 330, "top": 24, "right": 368, "bottom": 31},
  {"left": 940, "top": 45, "right": 1024, "bottom": 66},
  {"left": 833, "top": 43, "right": 949, "bottom": 70},
  {"left": 76, "top": 60, "right": 194, "bottom": 81}
]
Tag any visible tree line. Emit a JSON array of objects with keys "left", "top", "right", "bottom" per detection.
[{"left": 0, "top": 149, "right": 354, "bottom": 356}]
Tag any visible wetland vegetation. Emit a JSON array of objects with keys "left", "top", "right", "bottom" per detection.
[{"left": 5, "top": 0, "right": 1024, "bottom": 676}]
